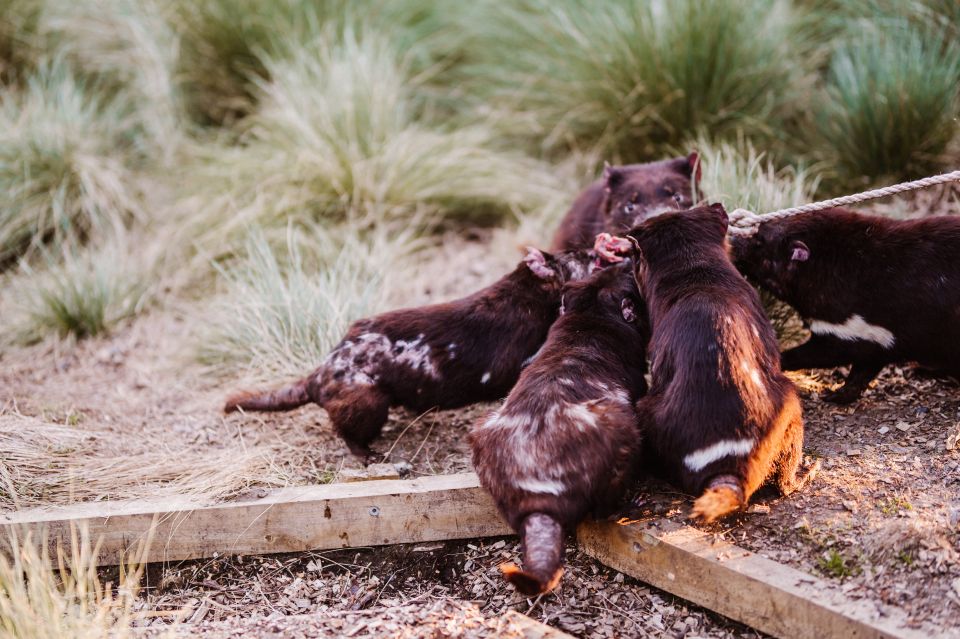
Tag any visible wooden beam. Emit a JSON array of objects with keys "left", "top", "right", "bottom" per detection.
[
  {"left": 0, "top": 473, "right": 511, "bottom": 567},
  {"left": 577, "top": 519, "right": 927, "bottom": 639},
  {"left": 502, "top": 611, "right": 576, "bottom": 638}
]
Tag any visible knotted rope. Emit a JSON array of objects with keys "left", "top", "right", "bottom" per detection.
[{"left": 727, "top": 169, "right": 960, "bottom": 236}]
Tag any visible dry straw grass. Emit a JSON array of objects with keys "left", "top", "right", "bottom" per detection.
[
  {"left": 0, "top": 413, "right": 282, "bottom": 510},
  {"left": 0, "top": 524, "right": 173, "bottom": 639}
]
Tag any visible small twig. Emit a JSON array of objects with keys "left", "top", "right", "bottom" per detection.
[
  {"left": 382, "top": 407, "right": 436, "bottom": 461},
  {"left": 409, "top": 417, "right": 438, "bottom": 464}
]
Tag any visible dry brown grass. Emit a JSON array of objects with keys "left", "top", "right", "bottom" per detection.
[
  {"left": 0, "top": 523, "right": 173, "bottom": 639},
  {"left": 0, "top": 412, "right": 283, "bottom": 510}
]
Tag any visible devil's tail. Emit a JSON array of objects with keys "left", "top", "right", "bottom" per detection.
[
  {"left": 691, "top": 474, "right": 745, "bottom": 524},
  {"left": 500, "top": 513, "right": 565, "bottom": 595},
  {"left": 224, "top": 377, "right": 310, "bottom": 413}
]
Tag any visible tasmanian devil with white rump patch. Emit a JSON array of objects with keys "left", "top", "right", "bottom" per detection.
[
  {"left": 730, "top": 208, "right": 960, "bottom": 403},
  {"left": 224, "top": 248, "right": 598, "bottom": 459},
  {"left": 470, "top": 262, "right": 649, "bottom": 595},
  {"left": 600, "top": 204, "right": 819, "bottom": 522}
]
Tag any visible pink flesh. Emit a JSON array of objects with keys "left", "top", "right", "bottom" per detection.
[{"left": 593, "top": 233, "right": 633, "bottom": 263}]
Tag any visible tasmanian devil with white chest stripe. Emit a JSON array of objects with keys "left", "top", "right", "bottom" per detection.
[
  {"left": 730, "top": 208, "right": 960, "bottom": 403},
  {"left": 602, "top": 204, "right": 819, "bottom": 523},
  {"left": 470, "top": 262, "right": 649, "bottom": 595},
  {"left": 224, "top": 248, "right": 598, "bottom": 459}
]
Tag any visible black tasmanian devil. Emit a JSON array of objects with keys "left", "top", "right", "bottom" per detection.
[
  {"left": 470, "top": 262, "right": 649, "bottom": 595},
  {"left": 550, "top": 153, "right": 701, "bottom": 251},
  {"left": 730, "top": 208, "right": 960, "bottom": 403},
  {"left": 600, "top": 204, "right": 819, "bottom": 523},
  {"left": 224, "top": 248, "right": 599, "bottom": 459}
]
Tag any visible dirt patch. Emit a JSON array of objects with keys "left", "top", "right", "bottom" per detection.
[{"left": 132, "top": 539, "right": 760, "bottom": 638}]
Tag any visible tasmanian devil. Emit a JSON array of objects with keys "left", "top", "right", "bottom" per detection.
[
  {"left": 224, "top": 248, "right": 598, "bottom": 459},
  {"left": 730, "top": 208, "right": 960, "bottom": 403},
  {"left": 550, "top": 153, "right": 701, "bottom": 251},
  {"left": 470, "top": 262, "right": 649, "bottom": 595},
  {"left": 601, "top": 204, "right": 818, "bottom": 523}
]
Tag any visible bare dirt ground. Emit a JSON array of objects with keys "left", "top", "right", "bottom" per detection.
[{"left": 3, "top": 194, "right": 959, "bottom": 637}]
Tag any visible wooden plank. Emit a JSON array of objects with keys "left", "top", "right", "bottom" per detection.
[
  {"left": 0, "top": 473, "right": 511, "bottom": 567},
  {"left": 502, "top": 611, "right": 576, "bottom": 638},
  {"left": 577, "top": 519, "right": 929, "bottom": 639}
]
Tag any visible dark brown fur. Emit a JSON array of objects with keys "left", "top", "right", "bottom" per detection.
[
  {"left": 470, "top": 263, "right": 649, "bottom": 594},
  {"left": 225, "top": 249, "right": 598, "bottom": 459},
  {"left": 626, "top": 205, "right": 818, "bottom": 522},
  {"left": 730, "top": 209, "right": 960, "bottom": 403},
  {"left": 550, "top": 154, "right": 701, "bottom": 251}
]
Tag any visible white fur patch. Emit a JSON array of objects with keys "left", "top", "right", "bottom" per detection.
[
  {"left": 684, "top": 438, "right": 754, "bottom": 473},
  {"left": 809, "top": 314, "right": 895, "bottom": 349},
  {"left": 564, "top": 402, "right": 598, "bottom": 432},
  {"left": 514, "top": 477, "right": 566, "bottom": 496},
  {"left": 324, "top": 332, "right": 439, "bottom": 385},
  {"left": 481, "top": 371, "right": 491, "bottom": 384},
  {"left": 740, "top": 360, "right": 764, "bottom": 390},
  {"left": 610, "top": 388, "right": 631, "bottom": 406},
  {"left": 522, "top": 345, "right": 544, "bottom": 368}
]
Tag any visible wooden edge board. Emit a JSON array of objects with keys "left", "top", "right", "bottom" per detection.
[
  {"left": 501, "top": 610, "right": 577, "bottom": 638},
  {"left": 577, "top": 519, "right": 932, "bottom": 639},
  {"left": 0, "top": 473, "right": 511, "bottom": 567},
  {"left": 1, "top": 473, "right": 936, "bottom": 639}
]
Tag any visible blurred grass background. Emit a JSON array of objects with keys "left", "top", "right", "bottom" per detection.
[{"left": 1, "top": 0, "right": 958, "bottom": 370}]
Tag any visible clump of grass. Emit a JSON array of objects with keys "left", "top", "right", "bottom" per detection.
[
  {"left": 879, "top": 495, "right": 914, "bottom": 516},
  {"left": 0, "top": 60, "right": 141, "bottom": 266},
  {"left": 170, "top": 0, "right": 477, "bottom": 125},
  {"left": 41, "top": 0, "right": 185, "bottom": 157},
  {"left": 180, "top": 25, "right": 562, "bottom": 261},
  {"left": 467, "top": 0, "right": 815, "bottom": 160},
  {"left": 816, "top": 23, "right": 960, "bottom": 184},
  {"left": 196, "top": 221, "right": 421, "bottom": 380},
  {"left": 2, "top": 237, "right": 151, "bottom": 345},
  {"left": 0, "top": 0, "right": 43, "bottom": 86},
  {"left": 0, "top": 526, "right": 155, "bottom": 639},
  {"left": 817, "top": 548, "right": 859, "bottom": 579},
  {"left": 171, "top": 0, "right": 355, "bottom": 125},
  {"left": 696, "top": 137, "right": 820, "bottom": 213}
]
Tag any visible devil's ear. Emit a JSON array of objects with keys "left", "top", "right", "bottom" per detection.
[
  {"left": 708, "top": 202, "right": 728, "bottom": 225},
  {"left": 621, "top": 298, "right": 637, "bottom": 323},
  {"left": 789, "top": 240, "right": 810, "bottom": 262},
  {"left": 604, "top": 164, "right": 624, "bottom": 192},
  {"left": 523, "top": 246, "right": 558, "bottom": 280}
]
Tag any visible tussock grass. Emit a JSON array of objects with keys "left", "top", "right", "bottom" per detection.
[
  {"left": 0, "top": 0, "right": 43, "bottom": 86},
  {"left": 0, "top": 526, "right": 159, "bottom": 639},
  {"left": 41, "top": 0, "right": 184, "bottom": 157},
  {"left": 467, "top": 0, "right": 815, "bottom": 161},
  {"left": 2, "top": 236, "right": 151, "bottom": 344},
  {"left": 179, "top": 26, "right": 563, "bottom": 262},
  {"left": 696, "top": 138, "right": 819, "bottom": 214},
  {"left": 0, "top": 61, "right": 141, "bottom": 265},
  {"left": 170, "top": 0, "right": 476, "bottom": 125},
  {"left": 171, "top": 0, "right": 358, "bottom": 125},
  {"left": 816, "top": 23, "right": 960, "bottom": 183},
  {"left": 196, "top": 222, "right": 421, "bottom": 381}
]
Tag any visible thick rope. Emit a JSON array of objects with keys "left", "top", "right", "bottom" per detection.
[{"left": 727, "top": 169, "right": 960, "bottom": 236}]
